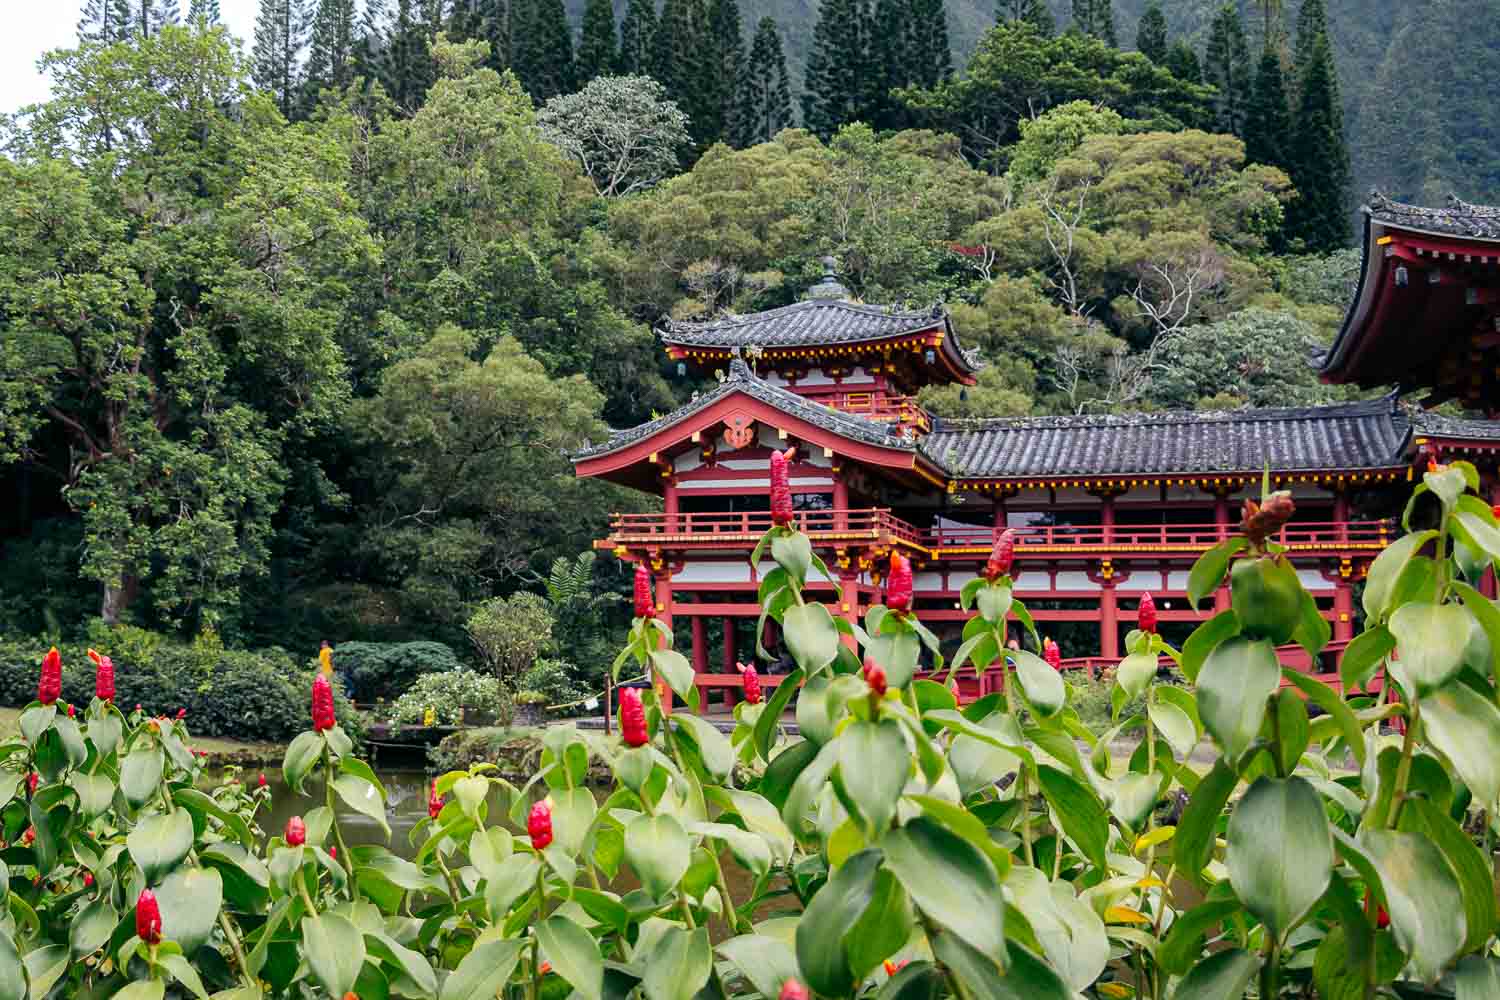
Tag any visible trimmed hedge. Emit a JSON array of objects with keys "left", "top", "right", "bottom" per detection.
[
  {"left": 328, "top": 640, "right": 461, "bottom": 703},
  {"left": 0, "top": 634, "right": 362, "bottom": 743}
]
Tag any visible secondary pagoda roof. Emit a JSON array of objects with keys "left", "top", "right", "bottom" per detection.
[
  {"left": 1320, "top": 193, "right": 1500, "bottom": 414},
  {"left": 920, "top": 397, "right": 1413, "bottom": 483}
]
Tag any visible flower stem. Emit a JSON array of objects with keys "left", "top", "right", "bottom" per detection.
[{"left": 323, "top": 745, "right": 355, "bottom": 893}]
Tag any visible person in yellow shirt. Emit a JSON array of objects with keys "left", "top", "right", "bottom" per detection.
[{"left": 318, "top": 641, "right": 333, "bottom": 676}]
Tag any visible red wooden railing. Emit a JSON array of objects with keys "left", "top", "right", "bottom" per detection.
[{"left": 605, "top": 509, "right": 1393, "bottom": 555}]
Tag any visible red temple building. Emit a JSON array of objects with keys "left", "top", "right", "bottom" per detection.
[{"left": 577, "top": 224, "right": 1500, "bottom": 701}]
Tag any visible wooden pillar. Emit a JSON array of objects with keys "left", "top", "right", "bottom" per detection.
[
  {"left": 664, "top": 480, "right": 679, "bottom": 533},
  {"left": 839, "top": 572, "right": 861, "bottom": 649},
  {"left": 1486, "top": 482, "right": 1500, "bottom": 599},
  {"left": 993, "top": 495, "right": 1007, "bottom": 530},
  {"left": 833, "top": 469, "right": 849, "bottom": 530},
  {"left": 1100, "top": 584, "right": 1119, "bottom": 660},
  {"left": 691, "top": 615, "right": 707, "bottom": 674},
  {"left": 1333, "top": 577, "right": 1354, "bottom": 642},
  {"left": 1214, "top": 491, "right": 1230, "bottom": 541},
  {"left": 1334, "top": 490, "right": 1350, "bottom": 544},
  {"left": 655, "top": 569, "right": 674, "bottom": 715},
  {"left": 1101, "top": 493, "right": 1116, "bottom": 545},
  {"left": 721, "top": 617, "right": 739, "bottom": 711}
]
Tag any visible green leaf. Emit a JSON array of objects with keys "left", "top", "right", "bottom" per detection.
[
  {"left": 1007, "top": 869, "right": 1107, "bottom": 992},
  {"left": 300, "top": 913, "right": 367, "bottom": 998},
  {"left": 639, "top": 925, "right": 712, "bottom": 1000},
  {"left": 1116, "top": 652, "right": 1158, "bottom": 702},
  {"left": 1399, "top": 799, "right": 1496, "bottom": 955},
  {"left": 846, "top": 867, "right": 913, "bottom": 982},
  {"left": 671, "top": 714, "right": 734, "bottom": 783},
  {"left": 331, "top": 774, "right": 391, "bottom": 839},
  {"left": 624, "top": 814, "right": 690, "bottom": 900},
  {"left": 1148, "top": 694, "right": 1197, "bottom": 758},
  {"left": 881, "top": 817, "right": 1004, "bottom": 957},
  {"left": 158, "top": 953, "right": 210, "bottom": 1000},
  {"left": 1342, "top": 625, "right": 1395, "bottom": 689},
  {"left": 109, "top": 981, "right": 165, "bottom": 1000},
  {"left": 366, "top": 931, "right": 436, "bottom": 998},
  {"left": 282, "top": 730, "right": 322, "bottom": 795},
  {"left": 1035, "top": 764, "right": 1108, "bottom": 872},
  {"left": 1360, "top": 828, "right": 1466, "bottom": 983},
  {"left": 120, "top": 747, "right": 164, "bottom": 810},
  {"left": 1271, "top": 689, "right": 1310, "bottom": 776},
  {"left": 782, "top": 602, "right": 841, "bottom": 676},
  {"left": 440, "top": 939, "right": 524, "bottom": 1000},
  {"left": 18, "top": 705, "right": 55, "bottom": 745},
  {"left": 536, "top": 915, "right": 602, "bottom": 1000},
  {"left": 1181, "top": 611, "right": 1240, "bottom": 684},
  {"left": 1453, "top": 510, "right": 1500, "bottom": 562},
  {"left": 708, "top": 787, "right": 794, "bottom": 865},
  {"left": 483, "top": 854, "right": 539, "bottom": 920},
  {"left": 836, "top": 719, "right": 908, "bottom": 835},
  {"left": 1388, "top": 602, "right": 1473, "bottom": 696},
  {"left": 171, "top": 787, "right": 256, "bottom": 850},
  {"left": 155, "top": 867, "right": 222, "bottom": 956},
  {"left": 931, "top": 935, "right": 1071, "bottom": 1000},
  {"left": 1456, "top": 956, "right": 1500, "bottom": 1000},
  {"left": 1453, "top": 583, "right": 1500, "bottom": 686},
  {"left": 68, "top": 898, "right": 115, "bottom": 959},
  {"left": 1188, "top": 538, "right": 1247, "bottom": 609},
  {"left": 0, "top": 933, "right": 22, "bottom": 1000},
  {"left": 1011, "top": 650, "right": 1064, "bottom": 717},
  {"left": 127, "top": 810, "right": 194, "bottom": 884},
  {"left": 976, "top": 582, "right": 1011, "bottom": 624},
  {"left": 1280, "top": 669, "right": 1366, "bottom": 767},
  {"left": 772, "top": 531, "right": 813, "bottom": 586},
  {"left": 69, "top": 772, "right": 114, "bottom": 820},
  {"left": 1196, "top": 636, "right": 1279, "bottom": 762},
  {"left": 1291, "top": 586, "right": 1332, "bottom": 659},
  {"left": 1421, "top": 678, "right": 1500, "bottom": 806},
  {"left": 752, "top": 667, "right": 803, "bottom": 762},
  {"left": 1159, "top": 900, "right": 1239, "bottom": 975},
  {"left": 1173, "top": 760, "right": 1236, "bottom": 882},
  {"left": 648, "top": 648, "right": 695, "bottom": 701},
  {"left": 1226, "top": 776, "right": 1331, "bottom": 939},
  {"left": 1363, "top": 530, "right": 1438, "bottom": 622},
  {"left": 1174, "top": 949, "right": 1260, "bottom": 1000},
  {"left": 796, "top": 849, "right": 882, "bottom": 996},
  {"left": 716, "top": 934, "right": 798, "bottom": 1000},
  {"left": 21, "top": 944, "right": 65, "bottom": 999},
  {"left": 866, "top": 629, "right": 921, "bottom": 690}
]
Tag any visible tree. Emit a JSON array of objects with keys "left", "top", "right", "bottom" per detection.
[
  {"left": 648, "top": 0, "right": 711, "bottom": 143},
  {"left": 1293, "top": 0, "right": 1328, "bottom": 81},
  {"left": 996, "top": 0, "right": 1050, "bottom": 35},
  {"left": 576, "top": 0, "right": 618, "bottom": 83},
  {"left": 618, "top": 0, "right": 658, "bottom": 75},
  {"left": 305, "top": 0, "right": 358, "bottom": 99},
  {"left": 1135, "top": 0, "right": 1167, "bottom": 63},
  {"left": 1164, "top": 39, "right": 1201, "bottom": 83},
  {"left": 1287, "top": 33, "right": 1349, "bottom": 250},
  {"left": 1203, "top": 2, "right": 1251, "bottom": 135},
  {"left": 511, "top": 0, "right": 575, "bottom": 100},
  {"left": 1154, "top": 307, "right": 1338, "bottom": 409},
  {"left": 538, "top": 75, "right": 690, "bottom": 197},
  {"left": 449, "top": 0, "right": 510, "bottom": 72},
  {"left": 187, "top": 0, "right": 222, "bottom": 22},
  {"left": 252, "top": 0, "right": 310, "bottom": 118},
  {"left": 79, "top": 0, "right": 135, "bottom": 43},
  {"left": 1243, "top": 48, "right": 1290, "bottom": 171},
  {"left": 801, "top": 0, "right": 874, "bottom": 139},
  {"left": 705, "top": 0, "right": 747, "bottom": 144},
  {"left": 466, "top": 590, "right": 557, "bottom": 682},
  {"left": 127, "top": 0, "right": 181, "bottom": 36},
  {"left": 907, "top": 0, "right": 952, "bottom": 88},
  {"left": 1070, "top": 0, "right": 1114, "bottom": 45},
  {"left": 1005, "top": 99, "right": 1124, "bottom": 186},
  {"left": 737, "top": 17, "right": 792, "bottom": 144},
  {"left": 353, "top": 0, "right": 391, "bottom": 81}
]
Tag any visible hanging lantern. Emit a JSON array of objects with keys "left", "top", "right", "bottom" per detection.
[
  {"left": 924, "top": 349, "right": 936, "bottom": 364},
  {"left": 676, "top": 361, "right": 687, "bottom": 377}
]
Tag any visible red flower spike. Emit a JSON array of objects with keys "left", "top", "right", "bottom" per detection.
[
  {"left": 37, "top": 647, "right": 61, "bottom": 706},
  {"left": 329, "top": 846, "right": 337, "bottom": 859},
  {"left": 83, "top": 873, "right": 93, "bottom": 888},
  {"left": 284, "top": 816, "right": 306, "bottom": 847},
  {"left": 88, "top": 649, "right": 115, "bottom": 702},
  {"left": 27, "top": 772, "right": 39, "bottom": 795},
  {"left": 862, "top": 657, "right": 887, "bottom": 697},
  {"left": 540, "top": 961, "right": 553, "bottom": 975},
  {"left": 1043, "top": 639, "right": 1062, "bottom": 671},
  {"left": 1138, "top": 592, "right": 1158, "bottom": 635},
  {"left": 177, "top": 708, "right": 187, "bottom": 719},
  {"left": 258, "top": 773, "right": 267, "bottom": 787},
  {"left": 779, "top": 980, "right": 809, "bottom": 1000},
  {"left": 67, "top": 704, "right": 75, "bottom": 718},
  {"left": 1492, "top": 503, "right": 1500, "bottom": 519},
  {"left": 344, "top": 994, "right": 359, "bottom": 1000},
  {"left": 884, "top": 958, "right": 909, "bottom": 976},
  {"left": 620, "top": 687, "right": 649, "bottom": 747},
  {"left": 886, "top": 552, "right": 913, "bottom": 613},
  {"left": 737, "top": 662, "right": 762, "bottom": 705},
  {"left": 22, "top": 827, "right": 34, "bottom": 846},
  {"left": 528, "top": 799, "right": 553, "bottom": 851},
  {"left": 633, "top": 564, "right": 655, "bottom": 619},
  {"left": 770, "top": 448, "right": 795, "bottom": 527},
  {"left": 984, "top": 528, "right": 1017, "bottom": 581},
  {"left": 136, "top": 889, "right": 162, "bottom": 945},
  {"left": 311, "top": 673, "right": 336, "bottom": 732},
  {"left": 428, "top": 779, "right": 443, "bottom": 819}
]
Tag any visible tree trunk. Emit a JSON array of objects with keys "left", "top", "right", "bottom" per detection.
[{"left": 101, "top": 575, "right": 138, "bottom": 625}]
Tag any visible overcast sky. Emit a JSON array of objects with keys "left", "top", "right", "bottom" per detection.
[{"left": 2, "top": 3, "right": 260, "bottom": 115}]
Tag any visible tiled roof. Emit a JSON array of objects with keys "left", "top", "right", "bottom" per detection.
[
  {"left": 1413, "top": 410, "right": 1500, "bottom": 442},
  {"left": 663, "top": 299, "right": 952, "bottom": 350},
  {"left": 573, "top": 357, "right": 915, "bottom": 460},
  {"left": 1367, "top": 191, "right": 1500, "bottom": 242},
  {"left": 921, "top": 397, "right": 1413, "bottom": 479}
]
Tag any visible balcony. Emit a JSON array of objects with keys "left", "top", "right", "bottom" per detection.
[{"left": 599, "top": 509, "right": 1394, "bottom": 559}]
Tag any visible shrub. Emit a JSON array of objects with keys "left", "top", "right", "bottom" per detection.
[
  {"left": 465, "top": 591, "right": 555, "bottom": 684},
  {"left": 515, "top": 657, "right": 592, "bottom": 711},
  {"left": 327, "top": 640, "right": 461, "bottom": 703},
  {"left": 387, "top": 668, "right": 510, "bottom": 727}
]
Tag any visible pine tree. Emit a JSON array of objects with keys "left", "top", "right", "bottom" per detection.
[
  {"left": 306, "top": 0, "right": 358, "bottom": 98},
  {"left": 514, "top": 0, "right": 575, "bottom": 100},
  {"left": 577, "top": 0, "right": 618, "bottom": 83},
  {"left": 353, "top": 0, "right": 391, "bottom": 82},
  {"left": 618, "top": 0, "right": 658, "bottom": 74},
  {"left": 449, "top": 0, "right": 510, "bottom": 72},
  {"left": 704, "top": 0, "right": 746, "bottom": 144},
  {"left": 1287, "top": 32, "right": 1348, "bottom": 250},
  {"left": 126, "top": 0, "right": 180, "bottom": 36},
  {"left": 1294, "top": 0, "right": 1327, "bottom": 78},
  {"left": 253, "top": 0, "right": 311, "bottom": 118},
  {"left": 1243, "top": 48, "right": 1291, "bottom": 169},
  {"left": 78, "top": 0, "right": 135, "bottom": 43},
  {"left": 1135, "top": 0, "right": 1167, "bottom": 62},
  {"left": 384, "top": 0, "right": 433, "bottom": 109},
  {"left": 801, "top": 0, "right": 873, "bottom": 138},
  {"left": 1070, "top": 0, "right": 1114, "bottom": 44},
  {"left": 1165, "top": 39, "right": 1201, "bottom": 83},
  {"left": 188, "top": 0, "right": 221, "bottom": 23},
  {"left": 868, "top": 0, "right": 911, "bottom": 130},
  {"left": 907, "top": 0, "right": 951, "bottom": 87},
  {"left": 1204, "top": 2, "right": 1251, "bottom": 135},
  {"left": 995, "top": 0, "right": 1050, "bottom": 34},
  {"left": 737, "top": 16, "right": 791, "bottom": 144},
  {"left": 649, "top": 0, "right": 711, "bottom": 139}
]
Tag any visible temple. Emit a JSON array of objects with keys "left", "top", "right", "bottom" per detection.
[{"left": 577, "top": 245, "right": 1500, "bottom": 702}]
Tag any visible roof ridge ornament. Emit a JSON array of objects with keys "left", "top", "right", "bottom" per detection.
[{"left": 804, "top": 255, "right": 850, "bottom": 301}]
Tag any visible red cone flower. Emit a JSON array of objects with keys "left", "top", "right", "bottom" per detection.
[
  {"left": 1492, "top": 503, "right": 1500, "bottom": 519},
  {"left": 428, "top": 779, "right": 443, "bottom": 819},
  {"left": 311, "top": 673, "right": 336, "bottom": 732},
  {"left": 22, "top": 827, "right": 34, "bottom": 846},
  {"left": 329, "top": 846, "right": 337, "bottom": 859},
  {"left": 258, "top": 773, "right": 267, "bottom": 788},
  {"left": 26, "top": 772, "right": 38, "bottom": 796},
  {"left": 88, "top": 649, "right": 114, "bottom": 702},
  {"left": 528, "top": 799, "right": 553, "bottom": 851},
  {"left": 884, "top": 958, "right": 909, "bottom": 976},
  {"left": 284, "top": 816, "right": 306, "bottom": 847},
  {"left": 770, "top": 448, "right": 795, "bottom": 527},
  {"left": 886, "top": 552, "right": 913, "bottom": 613},
  {"left": 779, "top": 981, "right": 809, "bottom": 1000},
  {"left": 1138, "top": 592, "right": 1158, "bottom": 635},
  {"left": 1043, "top": 639, "right": 1062, "bottom": 671},
  {"left": 83, "top": 873, "right": 93, "bottom": 887},
  {"left": 863, "top": 657, "right": 887, "bottom": 697},
  {"left": 136, "top": 889, "right": 162, "bottom": 945},
  {"left": 633, "top": 564, "right": 654, "bottom": 619},
  {"left": 738, "top": 662, "right": 762, "bottom": 705},
  {"left": 37, "top": 647, "right": 61, "bottom": 706},
  {"left": 67, "top": 704, "right": 75, "bottom": 718},
  {"left": 620, "top": 687, "right": 649, "bottom": 747},
  {"left": 984, "top": 528, "right": 1017, "bottom": 581}
]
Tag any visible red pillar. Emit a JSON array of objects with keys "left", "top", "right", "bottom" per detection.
[
  {"left": 1214, "top": 491, "right": 1230, "bottom": 541},
  {"left": 721, "top": 616, "right": 739, "bottom": 711},
  {"left": 1486, "top": 482, "right": 1500, "bottom": 599},
  {"left": 993, "top": 496, "right": 1007, "bottom": 530},
  {"left": 1101, "top": 493, "right": 1116, "bottom": 545},
  {"left": 655, "top": 569, "right": 674, "bottom": 715},
  {"left": 1100, "top": 584, "right": 1119, "bottom": 660},
  {"left": 1333, "top": 577, "right": 1354, "bottom": 642},
  {"left": 664, "top": 480, "right": 679, "bottom": 533},
  {"left": 839, "top": 572, "right": 861, "bottom": 649},
  {"left": 833, "top": 470, "right": 849, "bottom": 530},
  {"left": 691, "top": 615, "right": 707, "bottom": 673}
]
